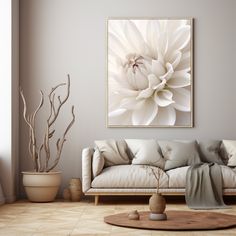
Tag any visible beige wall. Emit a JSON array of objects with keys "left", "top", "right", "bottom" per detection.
[{"left": 19, "top": 0, "right": 236, "bottom": 195}]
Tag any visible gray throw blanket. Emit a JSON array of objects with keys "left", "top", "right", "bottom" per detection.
[{"left": 185, "top": 163, "right": 229, "bottom": 209}]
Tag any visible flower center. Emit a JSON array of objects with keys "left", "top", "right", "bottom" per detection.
[{"left": 124, "top": 54, "right": 144, "bottom": 73}]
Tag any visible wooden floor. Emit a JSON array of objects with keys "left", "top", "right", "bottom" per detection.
[{"left": 0, "top": 197, "right": 236, "bottom": 235}]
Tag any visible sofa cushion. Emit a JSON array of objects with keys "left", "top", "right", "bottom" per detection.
[
  {"left": 222, "top": 140, "right": 236, "bottom": 167},
  {"left": 91, "top": 165, "right": 169, "bottom": 188},
  {"left": 166, "top": 165, "right": 236, "bottom": 188},
  {"left": 198, "top": 141, "right": 224, "bottom": 165},
  {"left": 158, "top": 140, "right": 201, "bottom": 171},
  {"left": 167, "top": 166, "right": 189, "bottom": 188},
  {"left": 95, "top": 139, "right": 130, "bottom": 167},
  {"left": 92, "top": 148, "right": 105, "bottom": 178},
  {"left": 125, "top": 139, "right": 165, "bottom": 169}
]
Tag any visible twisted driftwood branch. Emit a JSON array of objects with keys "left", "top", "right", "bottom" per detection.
[
  {"left": 20, "top": 89, "right": 44, "bottom": 172},
  {"left": 20, "top": 75, "right": 75, "bottom": 172},
  {"left": 47, "top": 106, "right": 75, "bottom": 172}
]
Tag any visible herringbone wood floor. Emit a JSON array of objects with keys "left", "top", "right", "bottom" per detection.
[{"left": 0, "top": 197, "right": 235, "bottom": 235}]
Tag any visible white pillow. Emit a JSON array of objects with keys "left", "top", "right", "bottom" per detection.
[
  {"left": 95, "top": 139, "right": 130, "bottom": 167},
  {"left": 222, "top": 140, "right": 236, "bottom": 167},
  {"left": 158, "top": 140, "right": 201, "bottom": 171},
  {"left": 92, "top": 148, "right": 105, "bottom": 178},
  {"left": 125, "top": 139, "right": 165, "bottom": 169}
]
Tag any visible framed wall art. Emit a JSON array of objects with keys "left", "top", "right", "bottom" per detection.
[{"left": 107, "top": 18, "right": 193, "bottom": 127}]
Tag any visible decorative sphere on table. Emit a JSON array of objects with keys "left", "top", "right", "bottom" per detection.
[{"left": 128, "top": 210, "right": 140, "bottom": 220}]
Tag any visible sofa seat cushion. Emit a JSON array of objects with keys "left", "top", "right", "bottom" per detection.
[
  {"left": 91, "top": 165, "right": 169, "bottom": 188},
  {"left": 167, "top": 166, "right": 236, "bottom": 188}
]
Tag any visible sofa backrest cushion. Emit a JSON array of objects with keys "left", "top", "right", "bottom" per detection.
[
  {"left": 92, "top": 148, "right": 105, "bottom": 178},
  {"left": 95, "top": 139, "right": 131, "bottom": 167},
  {"left": 125, "top": 139, "right": 165, "bottom": 169},
  {"left": 222, "top": 140, "right": 236, "bottom": 167},
  {"left": 198, "top": 141, "right": 224, "bottom": 165},
  {"left": 158, "top": 140, "right": 201, "bottom": 171}
]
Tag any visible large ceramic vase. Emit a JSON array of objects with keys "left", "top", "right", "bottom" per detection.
[
  {"left": 149, "top": 192, "right": 167, "bottom": 220},
  {"left": 22, "top": 171, "right": 61, "bottom": 202}
]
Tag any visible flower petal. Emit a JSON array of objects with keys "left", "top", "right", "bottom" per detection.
[
  {"left": 158, "top": 32, "right": 169, "bottom": 56},
  {"left": 161, "top": 89, "right": 173, "bottom": 100},
  {"left": 108, "top": 109, "right": 132, "bottom": 125},
  {"left": 167, "top": 71, "right": 191, "bottom": 88},
  {"left": 126, "top": 66, "right": 149, "bottom": 90},
  {"left": 167, "top": 20, "right": 188, "bottom": 35},
  {"left": 151, "top": 106, "right": 176, "bottom": 126},
  {"left": 176, "top": 51, "right": 190, "bottom": 72},
  {"left": 151, "top": 60, "right": 165, "bottom": 77},
  {"left": 153, "top": 78, "right": 166, "bottom": 91},
  {"left": 148, "top": 74, "right": 162, "bottom": 88},
  {"left": 146, "top": 20, "right": 160, "bottom": 58},
  {"left": 170, "top": 87, "right": 191, "bottom": 112},
  {"left": 120, "top": 97, "right": 144, "bottom": 109},
  {"left": 136, "top": 87, "right": 153, "bottom": 100},
  {"left": 109, "top": 108, "right": 127, "bottom": 117},
  {"left": 134, "top": 69, "right": 149, "bottom": 90},
  {"left": 160, "top": 63, "right": 174, "bottom": 81},
  {"left": 116, "top": 88, "right": 139, "bottom": 97},
  {"left": 154, "top": 90, "right": 174, "bottom": 107},
  {"left": 132, "top": 99, "right": 158, "bottom": 125},
  {"left": 108, "top": 33, "right": 127, "bottom": 60},
  {"left": 169, "top": 50, "right": 182, "bottom": 69},
  {"left": 168, "top": 25, "right": 191, "bottom": 52},
  {"left": 124, "top": 20, "right": 146, "bottom": 54}
]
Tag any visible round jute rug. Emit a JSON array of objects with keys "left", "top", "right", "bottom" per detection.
[{"left": 104, "top": 210, "right": 236, "bottom": 231}]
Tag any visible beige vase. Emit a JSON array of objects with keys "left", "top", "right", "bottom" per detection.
[
  {"left": 69, "top": 178, "right": 82, "bottom": 202},
  {"left": 149, "top": 193, "right": 166, "bottom": 214},
  {"left": 22, "top": 171, "right": 61, "bottom": 202}
]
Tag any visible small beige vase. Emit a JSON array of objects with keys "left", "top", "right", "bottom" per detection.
[
  {"left": 22, "top": 171, "right": 61, "bottom": 202},
  {"left": 69, "top": 178, "right": 82, "bottom": 202},
  {"left": 149, "top": 193, "right": 166, "bottom": 214}
]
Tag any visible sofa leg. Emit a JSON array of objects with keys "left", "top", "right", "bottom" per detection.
[{"left": 95, "top": 195, "right": 99, "bottom": 205}]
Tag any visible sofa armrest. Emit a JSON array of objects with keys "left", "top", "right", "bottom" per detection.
[{"left": 82, "top": 147, "right": 94, "bottom": 193}]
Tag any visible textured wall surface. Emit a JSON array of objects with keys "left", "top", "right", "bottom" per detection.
[{"left": 19, "top": 0, "right": 236, "bottom": 194}]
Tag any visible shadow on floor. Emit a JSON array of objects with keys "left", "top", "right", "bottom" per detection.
[{"left": 84, "top": 195, "right": 235, "bottom": 205}]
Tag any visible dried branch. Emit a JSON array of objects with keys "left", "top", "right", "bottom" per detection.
[
  {"left": 20, "top": 89, "right": 33, "bottom": 128},
  {"left": 20, "top": 89, "right": 37, "bottom": 170},
  {"left": 47, "top": 106, "right": 75, "bottom": 172},
  {"left": 32, "top": 90, "right": 44, "bottom": 126},
  {"left": 28, "top": 128, "right": 33, "bottom": 158},
  {"left": 48, "top": 76, "right": 70, "bottom": 127},
  {"left": 37, "top": 144, "right": 44, "bottom": 172},
  {"left": 20, "top": 75, "right": 75, "bottom": 172},
  {"left": 44, "top": 75, "right": 71, "bottom": 171}
]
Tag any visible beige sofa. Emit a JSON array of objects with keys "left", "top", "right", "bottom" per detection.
[{"left": 82, "top": 140, "right": 236, "bottom": 205}]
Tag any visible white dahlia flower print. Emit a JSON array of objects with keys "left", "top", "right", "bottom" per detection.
[{"left": 108, "top": 19, "right": 192, "bottom": 126}]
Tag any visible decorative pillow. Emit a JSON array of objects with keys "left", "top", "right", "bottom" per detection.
[
  {"left": 95, "top": 139, "right": 130, "bottom": 167},
  {"left": 198, "top": 141, "right": 224, "bottom": 165},
  {"left": 222, "top": 140, "right": 236, "bottom": 167},
  {"left": 92, "top": 148, "right": 105, "bottom": 178},
  {"left": 158, "top": 140, "right": 201, "bottom": 171},
  {"left": 125, "top": 139, "right": 165, "bottom": 169}
]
